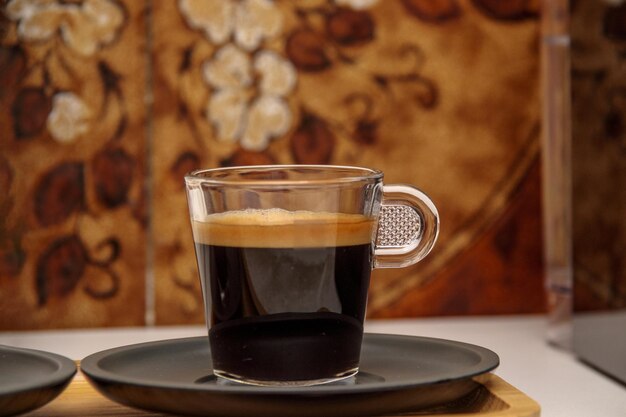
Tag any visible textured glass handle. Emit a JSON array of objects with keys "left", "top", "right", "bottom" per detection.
[{"left": 374, "top": 185, "right": 439, "bottom": 268}]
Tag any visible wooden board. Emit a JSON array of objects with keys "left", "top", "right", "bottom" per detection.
[{"left": 24, "top": 371, "right": 539, "bottom": 417}]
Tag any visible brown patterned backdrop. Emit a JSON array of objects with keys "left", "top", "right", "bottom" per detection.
[
  {"left": 1, "top": 0, "right": 545, "bottom": 329},
  {"left": 0, "top": 0, "right": 147, "bottom": 328},
  {"left": 571, "top": 0, "right": 626, "bottom": 311}
]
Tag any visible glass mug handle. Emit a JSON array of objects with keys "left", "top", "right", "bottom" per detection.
[{"left": 374, "top": 185, "right": 440, "bottom": 268}]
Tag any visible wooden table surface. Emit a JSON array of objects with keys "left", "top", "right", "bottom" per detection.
[{"left": 23, "top": 370, "right": 539, "bottom": 417}]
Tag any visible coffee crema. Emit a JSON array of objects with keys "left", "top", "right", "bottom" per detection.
[
  {"left": 191, "top": 210, "right": 376, "bottom": 384},
  {"left": 191, "top": 209, "right": 375, "bottom": 248}
]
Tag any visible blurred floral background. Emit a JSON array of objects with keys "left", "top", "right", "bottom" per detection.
[
  {"left": 0, "top": 0, "right": 546, "bottom": 329},
  {"left": 570, "top": 0, "right": 626, "bottom": 313}
]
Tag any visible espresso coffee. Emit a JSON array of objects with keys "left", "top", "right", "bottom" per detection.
[{"left": 192, "top": 209, "right": 375, "bottom": 383}]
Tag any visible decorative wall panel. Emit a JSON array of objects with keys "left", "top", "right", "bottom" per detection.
[
  {"left": 571, "top": 0, "right": 626, "bottom": 311},
  {"left": 0, "top": 0, "right": 544, "bottom": 328},
  {"left": 0, "top": 0, "right": 147, "bottom": 328},
  {"left": 151, "top": 0, "right": 543, "bottom": 322}
]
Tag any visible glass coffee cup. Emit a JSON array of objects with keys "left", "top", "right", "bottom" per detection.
[{"left": 185, "top": 165, "right": 439, "bottom": 386}]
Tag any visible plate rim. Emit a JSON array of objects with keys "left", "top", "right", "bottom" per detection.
[
  {"left": 0, "top": 345, "right": 77, "bottom": 396},
  {"left": 80, "top": 333, "right": 499, "bottom": 396}
]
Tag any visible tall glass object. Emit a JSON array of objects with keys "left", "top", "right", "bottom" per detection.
[{"left": 541, "top": 0, "right": 572, "bottom": 348}]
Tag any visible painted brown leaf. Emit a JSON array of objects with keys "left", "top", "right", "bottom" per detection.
[
  {"left": 471, "top": 0, "right": 537, "bottom": 21},
  {"left": 36, "top": 235, "right": 87, "bottom": 306},
  {"left": 326, "top": 8, "right": 375, "bottom": 46},
  {"left": 604, "top": 5, "right": 626, "bottom": 41},
  {"left": 401, "top": 0, "right": 461, "bottom": 23},
  {"left": 170, "top": 151, "right": 201, "bottom": 189},
  {"left": 221, "top": 149, "right": 276, "bottom": 167},
  {"left": 0, "top": 45, "right": 26, "bottom": 99},
  {"left": 0, "top": 238, "right": 25, "bottom": 278},
  {"left": 290, "top": 114, "right": 335, "bottom": 164},
  {"left": 12, "top": 87, "right": 52, "bottom": 139},
  {"left": 285, "top": 29, "right": 331, "bottom": 72},
  {"left": 34, "top": 162, "right": 85, "bottom": 226},
  {"left": 92, "top": 147, "right": 134, "bottom": 208}
]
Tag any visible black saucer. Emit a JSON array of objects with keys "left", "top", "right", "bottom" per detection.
[
  {"left": 0, "top": 345, "right": 76, "bottom": 417},
  {"left": 81, "top": 333, "right": 499, "bottom": 417}
]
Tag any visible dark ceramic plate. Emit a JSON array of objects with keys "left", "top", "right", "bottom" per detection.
[
  {"left": 0, "top": 345, "right": 77, "bottom": 417},
  {"left": 81, "top": 333, "right": 499, "bottom": 417}
]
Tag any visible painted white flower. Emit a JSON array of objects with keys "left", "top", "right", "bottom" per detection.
[
  {"left": 6, "top": 0, "right": 125, "bottom": 56},
  {"left": 47, "top": 92, "right": 91, "bottom": 143},
  {"left": 203, "top": 45, "right": 296, "bottom": 150},
  {"left": 178, "top": 0, "right": 282, "bottom": 51},
  {"left": 335, "top": 0, "right": 380, "bottom": 9}
]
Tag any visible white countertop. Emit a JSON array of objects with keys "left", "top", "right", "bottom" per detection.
[{"left": 1, "top": 315, "right": 625, "bottom": 417}]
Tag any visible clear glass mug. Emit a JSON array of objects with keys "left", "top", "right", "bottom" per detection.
[{"left": 185, "top": 165, "right": 439, "bottom": 386}]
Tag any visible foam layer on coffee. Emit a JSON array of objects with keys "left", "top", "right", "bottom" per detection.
[{"left": 192, "top": 209, "right": 375, "bottom": 248}]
